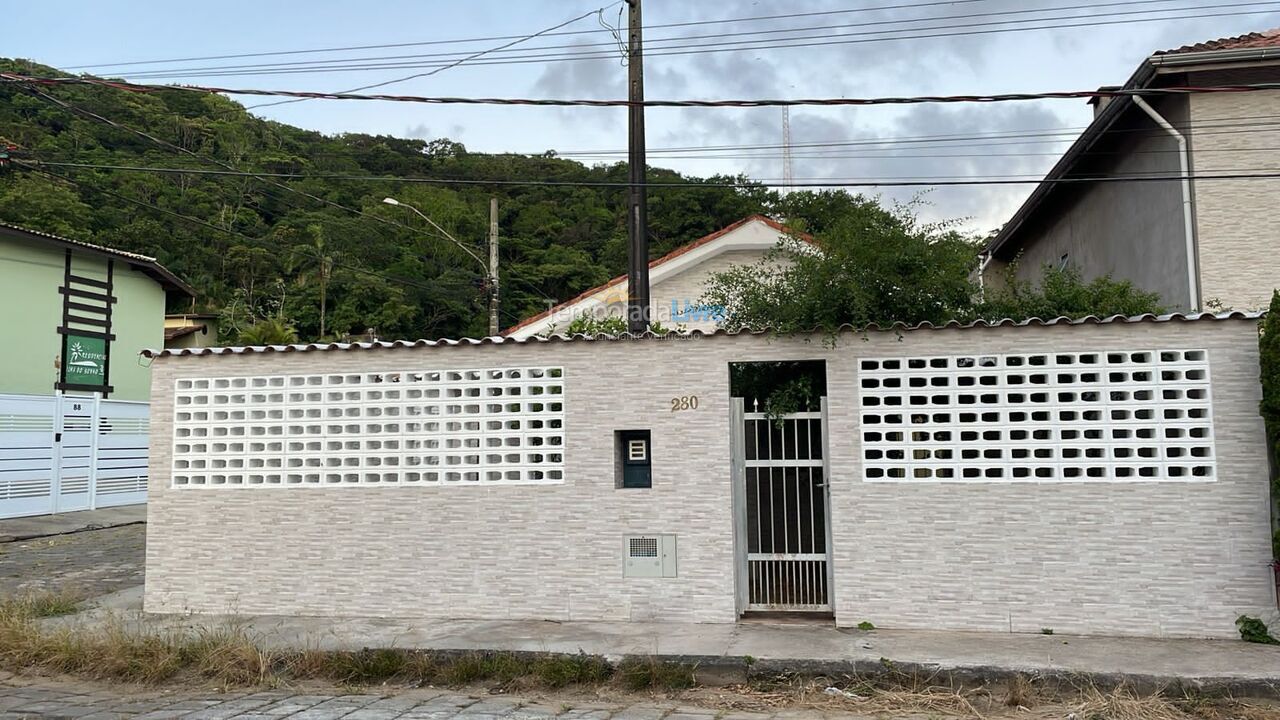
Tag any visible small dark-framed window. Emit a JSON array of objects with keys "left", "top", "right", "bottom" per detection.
[{"left": 616, "top": 429, "right": 652, "bottom": 488}]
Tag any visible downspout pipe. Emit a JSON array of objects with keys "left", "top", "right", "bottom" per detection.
[
  {"left": 976, "top": 251, "right": 992, "bottom": 302},
  {"left": 1132, "top": 95, "right": 1201, "bottom": 311}
]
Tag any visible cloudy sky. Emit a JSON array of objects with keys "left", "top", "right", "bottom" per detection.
[{"left": 9, "top": 0, "right": 1280, "bottom": 234}]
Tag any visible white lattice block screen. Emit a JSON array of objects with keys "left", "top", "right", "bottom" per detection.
[
  {"left": 857, "top": 350, "right": 1214, "bottom": 483},
  {"left": 171, "top": 367, "right": 565, "bottom": 487}
]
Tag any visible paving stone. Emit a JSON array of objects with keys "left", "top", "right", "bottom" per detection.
[
  {"left": 75, "top": 712, "right": 135, "bottom": 720},
  {"left": 606, "top": 706, "right": 672, "bottom": 720},
  {"left": 505, "top": 703, "right": 564, "bottom": 719},
  {"left": 553, "top": 710, "right": 612, "bottom": 720},
  {"left": 105, "top": 701, "right": 166, "bottom": 713},
  {"left": 132, "top": 709, "right": 208, "bottom": 720},
  {"left": 11, "top": 699, "right": 89, "bottom": 714}
]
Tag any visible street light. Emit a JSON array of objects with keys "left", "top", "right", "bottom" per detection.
[{"left": 383, "top": 196, "right": 499, "bottom": 336}]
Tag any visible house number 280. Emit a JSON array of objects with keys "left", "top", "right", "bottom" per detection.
[{"left": 670, "top": 395, "right": 699, "bottom": 412}]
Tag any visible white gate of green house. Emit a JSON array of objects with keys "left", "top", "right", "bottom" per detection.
[
  {"left": 731, "top": 398, "right": 832, "bottom": 613},
  {"left": 0, "top": 393, "right": 149, "bottom": 519}
]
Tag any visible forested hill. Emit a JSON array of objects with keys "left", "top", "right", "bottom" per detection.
[{"left": 0, "top": 59, "right": 794, "bottom": 341}]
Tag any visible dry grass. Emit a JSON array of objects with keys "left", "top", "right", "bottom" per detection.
[
  {"left": 700, "top": 674, "right": 1280, "bottom": 720},
  {"left": 1, "top": 589, "right": 82, "bottom": 619},
  {"left": 2, "top": 591, "right": 1279, "bottom": 720},
  {"left": 0, "top": 592, "right": 682, "bottom": 692},
  {"left": 1069, "top": 684, "right": 1197, "bottom": 720}
]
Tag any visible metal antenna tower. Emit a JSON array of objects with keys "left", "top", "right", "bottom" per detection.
[{"left": 782, "top": 106, "right": 794, "bottom": 194}]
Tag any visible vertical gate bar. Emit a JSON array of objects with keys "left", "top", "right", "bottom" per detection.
[
  {"left": 88, "top": 393, "right": 101, "bottom": 511},
  {"left": 781, "top": 465, "right": 789, "bottom": 557},
  {"left": 811, "top": 465, "right": 818, "bottom": 554},
  {"left": 821, "top": 397, "right": 834, "bottom": 611},
  {"left": 732, "top": 398, "right": 747, "bottom": 615},
  {"left": 802, "top": 546, "right": 809, "bottom": 605},
  {"left": 747, "top": 471, "right": 757, "bottom": 556},
  {"left": 808, "top": 561, "right": 814, "bottom": 607}
]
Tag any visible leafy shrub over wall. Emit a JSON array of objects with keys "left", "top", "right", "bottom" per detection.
[{"left": 1258, "top": 292, "right": 1280, "bottom": 562}]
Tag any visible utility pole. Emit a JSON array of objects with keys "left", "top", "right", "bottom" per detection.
[
  {"left": 488, "top": 197, "right": 499, "bottom": 337},
  {"left": 626, "top": 0, "right": 650, "bottom": 333}
]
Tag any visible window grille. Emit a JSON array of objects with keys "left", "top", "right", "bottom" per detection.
[
  {"left": 171, "top": 367, "right": 565, "bottom": 487},
  {"left": 857, "top": 350, "right": 1214, "bottom": 482}
]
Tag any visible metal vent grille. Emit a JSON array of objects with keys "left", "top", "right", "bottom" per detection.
[
  {"left": 171, "top": 366, "right": 565, "bottom": 487},
  {"left": 858, "top": 349, "right": 1215, "bottom": 483},
  {"left": 629, "top": 537, "right": 659, "bottom": 558}
]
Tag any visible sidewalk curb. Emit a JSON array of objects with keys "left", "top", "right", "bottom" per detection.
[
  {"left": 0, "top": 520, "right": 145, "bottom": 544},
  {"left": 401, "top": 648, "right": 1280, "bottom": 698}
]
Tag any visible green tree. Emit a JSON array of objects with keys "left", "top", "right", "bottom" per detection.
[
  {"left": 288, "top": 226, "right": 340, "bottom": 340},
  {"left": 701, "top": 198, "right": 1165, "bottom": 334},
  {"left": 701, "top": 198, "right": 979, "bottom": 333},
  {"left": 977, "top": 264, "right": 1164, "bottom": 320}
]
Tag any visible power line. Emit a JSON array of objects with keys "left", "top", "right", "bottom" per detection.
[
  {"left": 246, "top": 4, "right": 614, "bottom": 110},
  {"left": 17, "top": 162, "right": 446, "bottom": 294},
  {"left": 8, "top": 73, "right": 1280, "bottom": 107},
  {"left": 12, "top": 87, "right": 557, "bottom": 306},
  {"left": 60, "top": 0, "right": 999, "bottom": 70},
  {"left": 23, "top": 159, "right": 1280, "bottom": 188},
  {"left": 98, "top": 5, "right": 1280, "bottom": 79},
  {"left": 111, "top": 0, "right": 1225, "bottom": 79},
  {"left": 13, "top": 84, "right": 483, "bottom": 257}
]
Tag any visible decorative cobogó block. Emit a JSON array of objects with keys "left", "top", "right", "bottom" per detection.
[
  {"left": 857, "top": 350, "right": 1214, "bottom": 482},
  {"left": 170, "top": 367, "right": 565, "bottom": 487}
]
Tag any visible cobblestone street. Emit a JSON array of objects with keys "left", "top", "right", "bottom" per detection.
[
  {"left": 0, "top": 524, "right": 145, "bottom": 597},
  {"left": 0, "top": 675, "right": 825, "bottom": 720}
]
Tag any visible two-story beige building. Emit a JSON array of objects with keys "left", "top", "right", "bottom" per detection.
[{"left": 982, "top": 30, "right": 1280, "bottom": 311}]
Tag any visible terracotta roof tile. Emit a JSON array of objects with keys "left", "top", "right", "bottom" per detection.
[
  {"left": 164, "top": 325, "right": 205, "bottom": 341},
  {"left": 1156, "top": 28, "right": 1280, "bottom": 55}
]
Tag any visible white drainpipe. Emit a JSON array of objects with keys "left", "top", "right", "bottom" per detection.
[
  {"left": 1132, "top": 95, "right": 1201, "bottom": 311},
  {"left": 976, "top": 252, "right": 992, "bottom": 302}
]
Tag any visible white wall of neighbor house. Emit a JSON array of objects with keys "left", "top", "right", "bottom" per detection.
[
  {"left": 144, "top": 318, "right": 1273, "bottom": 637},
  {"left": 983, "top": 95, "right": 1191, "bottom": 310},
  {"left": 1189, "top": 68, "right": 1280, "bottom": 311},
  {"left": 509, "top": 219, "right": 789, "bottom": 338}
]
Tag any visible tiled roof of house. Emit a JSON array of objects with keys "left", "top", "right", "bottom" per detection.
[
  {"left": 502, "top": 215, "right": 811, "bottom": 336},
  {"left": 1156, "top": 28, "right": 1280, "bottom": 55},
  {"left": 164, "top": 325, "right": 206, "bottom": 341},
  {"left": 142, "top": 311, "right": 1263, "bottom": 358},
  {"left": 0, "top": 221, "right": 195, "bottom": 296}
]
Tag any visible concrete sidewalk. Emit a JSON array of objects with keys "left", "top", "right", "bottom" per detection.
[
  {"left": 72, "top": 586, "right": 1280, "bottom": 696},
  {"left": 0, "top": 505, "right": 145, "bottom": 543}
]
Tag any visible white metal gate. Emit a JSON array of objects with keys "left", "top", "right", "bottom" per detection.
[
  {"left": 0, "top": 393, "right": 149, "bottom": 519},
  {"left": 731, "top": 398, "right": 832, "bottom": 612}
]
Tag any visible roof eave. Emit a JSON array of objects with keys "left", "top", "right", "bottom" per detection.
[
  {"left": 984, "top": 60, "right": 1157, "bottom": 259},
  {"left": 1149, "top": 45, "right": 1280, "bottom": 67},
  {"left": 0, "top": 223, "right": 196, "bottom": 297}
]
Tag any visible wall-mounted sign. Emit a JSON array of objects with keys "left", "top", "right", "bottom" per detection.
[{"left": 63, "top": 334, "right": 108, "bottom": 387}]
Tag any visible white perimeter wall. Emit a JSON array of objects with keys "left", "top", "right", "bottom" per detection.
[{"left": 144, "top": 318, "right": 1275, "bottom": 638}]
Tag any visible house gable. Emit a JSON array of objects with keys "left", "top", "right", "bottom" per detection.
[{"left": 504, "top": 215, "right": 805, "bottom": 338}]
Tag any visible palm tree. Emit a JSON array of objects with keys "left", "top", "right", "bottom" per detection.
[
  {"left": 237, "top": 318, "right": 299, "bottom": 346},
  {"left": 288, "top": 225, "right": 340, "bottom": 339}
]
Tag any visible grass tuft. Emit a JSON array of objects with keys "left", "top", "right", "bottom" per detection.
[
  {"left": 1, "top": 589, "right": 82, "bottom": 619},
  {"left": 617, "top": 657, "right": 696, "bottom": 691}
]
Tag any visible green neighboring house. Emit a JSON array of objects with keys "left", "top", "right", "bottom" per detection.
[
  {"left": 0, "top": 223, "right": 194, "bottom": 519},
  {"left": 0, "top": 223, "right": 194, "bottom": 401}
]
